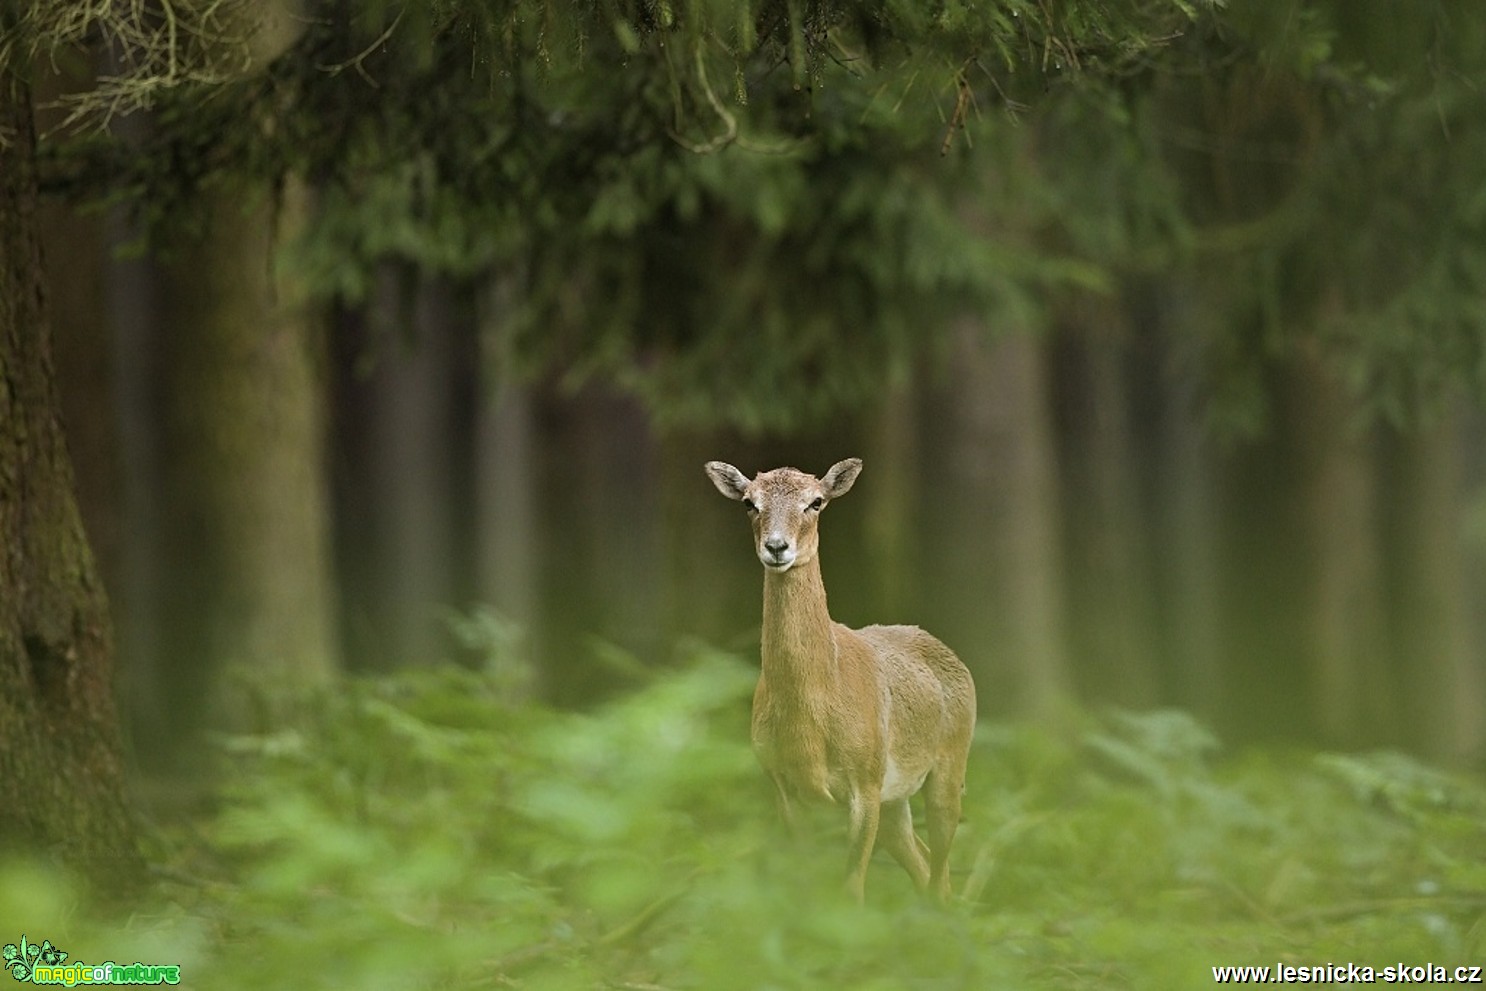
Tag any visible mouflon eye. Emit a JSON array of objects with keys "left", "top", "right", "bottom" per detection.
[
  {"left": 807, "top": 497, "right": 823, "bottom": 512},
  {"left": 743, "top": 499, "right": 759, "bottom": 514}
]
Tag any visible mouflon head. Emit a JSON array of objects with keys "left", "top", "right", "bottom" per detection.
[{"left": 704, "top": 459, "right": 862, "bottom": 572}]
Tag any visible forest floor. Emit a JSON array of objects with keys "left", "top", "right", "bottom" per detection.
[{"left": 3, "top": 649, "right": 1485, "bottom": 989}]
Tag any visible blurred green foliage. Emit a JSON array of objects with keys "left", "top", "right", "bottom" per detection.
[{"left": 5, "top": 637, "right": 1484, "bottom": 989}]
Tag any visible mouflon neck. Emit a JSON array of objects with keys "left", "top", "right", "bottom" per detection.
[{"left": 760, "top": 557, "right": 838, "bottom": 691}]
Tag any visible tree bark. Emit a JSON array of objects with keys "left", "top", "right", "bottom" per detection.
[{"left": 0, "top": 69, "right": 140, "bottom": 880}]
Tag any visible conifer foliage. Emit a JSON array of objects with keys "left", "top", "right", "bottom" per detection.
[{"left": 21, "top": 1, "right": 1486, "bottom": 430}]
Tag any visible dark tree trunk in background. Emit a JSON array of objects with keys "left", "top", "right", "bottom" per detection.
[
  {"left": 473, "top": 367, "right": 538, "bottom": 688},
  {"left": 103, "top": 217, "right": 167, "bottom": 757},
  {"left": 331, "top": 273, "right": 463, "bottom": 671},
  {"left": 0, "top": 70, "right": 140, "bottom": 880},
  {"left": 1150, "top": 296, "right": 1224, "bottom": 723},
  {"left": 928, "top": 324, "right": 1071, "bottom": 717},
  {"left": 1052, "top": 298, "right": 1160, "bottom": 708},
  {"left": 531, "top": 386, "right": 661, "bottom": 703},
  {"left": 1388, "top": 408, "right": 1483, "bottom": 762},
  {"left": 582, "top": 398, "right": 662, "bottom": 665},
  {"left": 1295, "top": 350, "right": 1390, "bottom": 748},
  {"left": 530, "top": 388, "right": 608, "bottom": 703},
  {"left": 69, "top": 44, "right": 172, "bottom": 763},
  {"left": 1218, "top": 384, "right": 1312, "bottom": 743}
]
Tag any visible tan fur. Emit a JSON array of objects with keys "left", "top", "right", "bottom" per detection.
[{"left": 705, "top": 458, "right": 977, "bottom": 902}]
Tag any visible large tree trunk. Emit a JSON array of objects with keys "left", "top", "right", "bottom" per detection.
[
  {"left": 0, "top": 69, "right": 140, "bottom": 880},
  {"left": 152, "top": 176, "right": 336, "bottom": 753}
]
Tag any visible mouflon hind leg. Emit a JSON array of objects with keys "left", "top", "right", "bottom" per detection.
[
  {"left": 923, "top": 763, "right": 966, "bottom": 903},
  {"left": 876, "top": 797, "right": 931, "bottom": 893}
]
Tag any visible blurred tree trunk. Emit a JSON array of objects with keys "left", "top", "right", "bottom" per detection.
[
  {"left": 148, "top": 3, "right": 335, "bottom": 757},
  {"left": 1151, "top": 295, "right": 1224, "bottom": 723},
  {"left": 929, "top": 324, "right": 1070, "bottom": 717},
  {"left": 0, "top": 68, "right": 140, "bottom": 880},
  {"left": 532, "top": 387, "right": 660, "bottom": 703},
  {"left": 104, "top": 217, "right": 167, "bottom": 755},
  {"left": 587, "top": 398, "right": 661, "bottom": 663},
  {"left": 530, "top": 387, "right": 606, "bottom": 703},
  {"left": 35, "top": 29, "right": 165, "bottom": 769},
  {"left": 331, "top": 273, "right": 462, "bottom": 671},
  {"left": 76, "top": 42, "right": 171, "bottom": 760},
  {"left": 1217, "top": 404, "right": 1312, "bottom": 742},
  {"left": 1295, "top": 349, "right": 1390, "bottom": 748},
  {"left": 39, "top": 110, "right": 173, "bottom": 791},
  {"left": 1389, "top": 408, "right": 1483, "bottom": 762},
  {"left": 155, "top": 176, "right": 336, "bottom": 743},
  {"left": 472, "top": 364, "right": 537, "bottom": 644},
  {"left": 862, "top": 386, "right": 918, "bottom": 620},
  {"left": 1052, "top": 298, "right": 1159, "bottom": 708}
]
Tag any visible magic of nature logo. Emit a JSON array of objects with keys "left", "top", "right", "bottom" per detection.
[{"left": 2, "top": 935, "right": 180, "bottom": 986}]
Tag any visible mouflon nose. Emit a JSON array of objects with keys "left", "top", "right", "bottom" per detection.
[{"left": 763, "top": 536, "right": 790, "bottom": 558}]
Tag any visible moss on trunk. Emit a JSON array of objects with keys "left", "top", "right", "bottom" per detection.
[{"left": 0, "top": 69, "right": 141, "bottom": 885}]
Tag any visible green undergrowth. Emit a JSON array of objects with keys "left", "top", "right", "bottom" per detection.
[{"left": 3, "top": 647, "right": 1485, "bottom": 989}]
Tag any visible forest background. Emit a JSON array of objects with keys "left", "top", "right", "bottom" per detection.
[{"left": 3, "top": 0, "right": 1486, "bottom": 987}]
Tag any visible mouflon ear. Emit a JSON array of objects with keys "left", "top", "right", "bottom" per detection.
[
  {"left": 704, "top": 461, "right": 751, "bottom": 501},
  {"left": 821, "top": 458, "right": 862, "bottom": 500}
]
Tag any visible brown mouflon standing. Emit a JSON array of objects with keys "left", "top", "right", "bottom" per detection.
[{"left": 705, "top": 458, "right": 976, "bottom": 902}]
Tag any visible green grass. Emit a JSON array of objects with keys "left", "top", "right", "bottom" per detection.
[{"left": 3, "top": 647, "right": 1484, "bottom": 989}]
